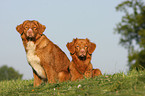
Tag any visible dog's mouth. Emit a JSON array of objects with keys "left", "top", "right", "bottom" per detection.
[
  {"left": 26, "top": 34, "right": 36, "bottom": 41},
  {"left": 27, "top": 36, "right": 35, "bottom": 41},
  {"left": 78, "top": 55, "right": 86, "bottom": 61}
]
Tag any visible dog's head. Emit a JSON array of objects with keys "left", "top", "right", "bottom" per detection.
[
  {"left": 67, "top": 38, "right": 96, "bottom": 60},
  {"left": 16, "top": 20, "right": 46, "bottom": 41}
]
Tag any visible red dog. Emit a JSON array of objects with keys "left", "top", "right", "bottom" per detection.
[
  {"left": 67, "top": 38, "right": 102, "bottom": 81},
  {"left": 16, "top": 20, "right": 70, "bottom": 86}
]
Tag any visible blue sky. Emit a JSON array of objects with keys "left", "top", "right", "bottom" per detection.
[{"left": 0, "top": 0, "right": 128, "bottom": 79}]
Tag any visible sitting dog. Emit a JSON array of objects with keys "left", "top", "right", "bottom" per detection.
[
  {"left": 67, "top": 38, "right": 102, "bottom": 81},
  {"left": 16, "top": 20, "right": 70, "bottom": 86}
]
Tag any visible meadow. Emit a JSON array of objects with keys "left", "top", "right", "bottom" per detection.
[{"left": 1, "top": 70, "right": 145, "bottom": 96}]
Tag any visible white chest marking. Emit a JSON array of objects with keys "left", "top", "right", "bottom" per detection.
[{"left": 26, "top": 41, "right": 46, "bottom": 79}]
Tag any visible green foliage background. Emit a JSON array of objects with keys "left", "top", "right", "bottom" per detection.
[
  {"left": 0, "top": 65, "right": 23, "bottom": 81},
  {"left": 115, "top": 0, "right": 145, "bottom": 70}
]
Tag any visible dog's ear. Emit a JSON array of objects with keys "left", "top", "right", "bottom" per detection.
[
  {"left": 66, "top": 38, "right": 77, "bottom": 54},
  {"left": 86, "top": 38, "right": 96, "bottom": 54},
  {"left": 16, "top": 24, "right": 23, "bottom": 35},
  {"left": 39, "top": 24, "right": 46, "bottom": 35},
  {"left": 34, "top": 20, "right": 46, "bottom": 35},
  {"left": 16, "top": 20, "right": 29, "bottom": 35}
]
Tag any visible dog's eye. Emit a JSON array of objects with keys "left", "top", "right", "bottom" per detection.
[
  {"left": 76, "top": 46, "right": 79, "bottom": 48},
  {"left": 85, "top": 46, "right": 88, "bottom": 48},
  {"left": 33, "top": 27, "right": 37, "bottom": 29},
  {"left": 25, "top": 27, "right": 28, "bottom": 29}
]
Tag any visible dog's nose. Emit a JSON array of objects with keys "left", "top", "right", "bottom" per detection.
[
  {"left": 27, "top": 28, "right": 33, "bottom": 33},
  {"left": 80, "top": 49, "right": 85, "bottom": 53}
]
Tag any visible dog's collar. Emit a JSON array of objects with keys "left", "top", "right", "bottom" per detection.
[
  {"left": 70, "top": 52, "right": 75, "bottom": 55},
  {"left": 88, "top": 53, "right": 92, "bottom": 56},
  {"left": 21, "top": 32, "right": 24, "bottom": 36}
]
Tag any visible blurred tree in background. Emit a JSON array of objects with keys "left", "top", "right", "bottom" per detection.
[
  {"left": 115, "top": 0, "right": 145, "bottom": 71},
  {"left": 0, "top": 65, "right": 23, "bottom": 81}
]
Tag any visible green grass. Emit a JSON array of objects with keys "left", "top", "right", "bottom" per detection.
[{"left": 1, "top": 70, "right": 145, "bottom": 96}]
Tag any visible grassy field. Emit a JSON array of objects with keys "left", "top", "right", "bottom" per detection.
[{"left": 1, "top": 70, "right": 145, "bottom": 96}]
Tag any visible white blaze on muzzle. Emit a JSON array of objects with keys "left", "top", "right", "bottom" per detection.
[{"left": 27, "top": 28, "right": 33, "bottom": 37}]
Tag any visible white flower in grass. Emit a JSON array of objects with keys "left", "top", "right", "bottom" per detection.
[
  {"left": 77, "top": 84, "right": 81, "bottom": 88},
  {"left": 54, "top": 88, "right": 56, "bottom": 91},
  {"left": 68, "top": 86, "right": 72, "bottom": 90}
]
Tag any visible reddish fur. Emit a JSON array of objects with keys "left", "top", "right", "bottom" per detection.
[
  {"left": 67, "top": 38, "right": 101, "bottom": 81},
  {"left": 92, "top": 69, "right": 102, "bottom": 77},
  {"left": 16, "top": 20, "right": 70, "bottom": 87}
]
